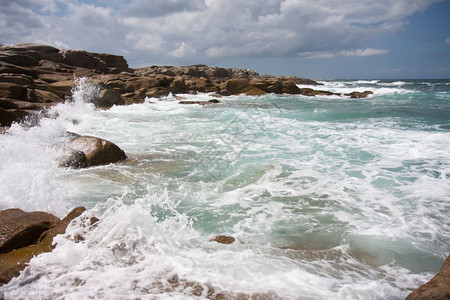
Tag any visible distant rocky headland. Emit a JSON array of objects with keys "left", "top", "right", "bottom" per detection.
[{"left": 0, "top": 43, "right": 372, "bottom": 128}]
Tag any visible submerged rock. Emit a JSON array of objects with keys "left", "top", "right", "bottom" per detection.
[
  {"left": 0, "top": 207, "right": 86, "bottom": 285},
  {"left": 179, "top": 99, "right": 220, "bottom": 106},
  {"left": 211, "top": 235, "right": 235, "bottom": 244},
  {"left": 406, "top": 255, "right": 450, "bottom": 300}
]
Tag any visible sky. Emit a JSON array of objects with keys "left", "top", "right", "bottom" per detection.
[{"left": 1, "top": 0, "right": 449, "bottom": 79}]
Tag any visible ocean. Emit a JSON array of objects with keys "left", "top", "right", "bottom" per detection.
[{"left": 1, "top": 79, "right": 449, "bottom": 299}]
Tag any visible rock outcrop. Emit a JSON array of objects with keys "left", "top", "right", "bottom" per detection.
[
  {"left": 0, "top": 207, "right": 87, "bottom": 285},
  {"left": 1, "top": 43, "right": 372, "bottom": 127},
  {"left": 0, "top": 44, "right": 131, "bottom": 126},
  {"left": 406, "top": 255, "right": 450, "bottom": 300}
]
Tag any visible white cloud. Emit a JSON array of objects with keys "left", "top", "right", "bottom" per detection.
[
  {"left": 169, "top": 42, "right": 197, "bottom": 58},
  {"left": 445, "top": 38, "right": 450, "bottom": 45},
  {"left": 0, "top": 0, "right": 442, "bottom": 66},
  {"left": 300, "top": 48, "right": 389, "bottom": 58}
]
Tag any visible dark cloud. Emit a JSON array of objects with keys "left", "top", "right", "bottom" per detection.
[{"left": 0, "top": 0, "right": 444, "bottom": 68}]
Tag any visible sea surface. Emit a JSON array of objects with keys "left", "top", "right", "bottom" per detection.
[{"left": 1, "top": 79, "right": 449, "bottom": 299}]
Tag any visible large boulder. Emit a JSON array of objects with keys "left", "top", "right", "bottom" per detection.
[
  {"left": 59, "top": 49, "right": 108, "bottom": 73},
  {"left": 0, "top": 207, "right": 87, "bottom": 285},
  {"left": 88, "top": 52, "right": 131, "bottom": 73},
  {"left": 221, "top": 79, "right": 267, "bottom": 96},
  {"left": 95, "top": 89, "right": 125, "bottom": 108},
  {"left": 63, "top": 135, "right": 127, "bottom": 168},
  {"left": 0, "top": 209, "right": 59, "bottom": 253},
  {"left": 406, "top": 255, "right": 450, "bottom": 300}
]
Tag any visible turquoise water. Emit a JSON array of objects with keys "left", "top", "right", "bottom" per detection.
[{"left": 0, "top": 79, "right": 449, "bottom": 299}]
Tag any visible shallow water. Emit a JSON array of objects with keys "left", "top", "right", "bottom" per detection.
[{"left": 1, "top": 79, "right": 449, "bottom": 299}]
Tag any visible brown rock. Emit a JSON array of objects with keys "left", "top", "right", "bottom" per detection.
[
  {"left": 0, "top": 108, "right": 30, "bottom": 126},
  {"left": 211, "top": 235, "right": 235, "bottom": 244},
  {"left": 0, "top": 207, "right": 86, "bottom": 285},
  {"left": 0, "top": 82, "right": 27, "bottom": 100},
  {"left": 0, "top": 100, "right": 19, "bottom": 109},
  {"left": 33, "top": 89, "right": 64, "bottom": 103},
  {"left": 95, "top": 89, "right": 124, "bottom": 108},
  {"left": 250, "top": 78, "right": 283, "bottom": 94},
  {"left": 58, "top": 150, "right": 89, "bottom": 168},
  {"left": 205, "top": 67, "right": 230, "bottom": 78},
  {"left": 59, "top": 49, "right": 107, "bottom": 73},
  {"left": 345, "top": 90, "right": 374, "bottom": 99},
  {"left": 0, "top": 52, "right": 39, "bottom": 67},
  {"left": 0, "top": 209, "right": 59, "bottom": 253},
  {"left": 281, "top": 81, "right": 302, "bottom": 94},
  {"left": 3, "top": 100, "right": 42, "bottom": 110},
  {"left": 49, "top": 79, "right": 75, "bottom": 93},
  {"left": 154, "top": 74, "right": 174, "bottom": 87},
  {"left": 0, "top": 74, "right": 34, "bottom": 86},
  {"left": 38, "top": 73, "right": 74, "bottom": 83},
  {"left": 145, "top": 87, "right": 170, "bottom": 98},
  {"left": 186, "top": 77, "right": 218, "bottom": 93},
  {"left": 123, "top": 77, "right": 159, "bottom": 92},
  {"left": 243, "top": 86, "right": 267, "bottom": 96},
  {"left": 406, "top": 255, "right": 450, "bottom": 300},
  {"left": 0, "top": 61, "right": 38, "bottom": 77},
  {"left": 299, "top": 88, "right": 336, "bottom": 97},
  {"left": 169, "top": 77, "right": 189, "bottom": 94},
  {"left": 66, "top": 135, "right": 127, "bottom": 167},
  {"left": 179, "top": 99, "right": 220, "bottom": 106},
  {"left": 88, "top": 52, "right": 131, "bottom": 73},
  {"left": 221, "top": 79, "right": 267, "bottom": 96}
]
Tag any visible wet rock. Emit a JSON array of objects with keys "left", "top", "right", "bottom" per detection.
[
  {"left": 406, "top": 255, "right": 450, "bottom": 300},
  {"left": 0, "top": 209, "right": 59, "bottom": 253},
  {"left": 58, "top": 150, "right": 89, "bottom": 168},
  {"left": 95, "top": 88, "right": 124, "bottom": 108},
  {"left": 281, "top": 81, "right": 302, "bottom": 94},
  {"left": 179, "top": 99, "right": 220, "bottom": 106},
  {"left": 299, "top": 88, "right": 337, "bottom": 97},
  {"left": 221, "top": 79, "right": 267, "bottom": 96},
  {"left": 211, "top": 235, "right": 235, "bottom": 244},
  {"left": 169, "top": 77, "right": 189, "bottom": 94},
  {"left": 345, "top": 90, "right": 374, "bottom": 98},
  {"left": 65, "top": 135, "right": 127, "bottom": 167},
  {"left": 0, "top": 107, "right": 30, "bottom": 126},
  {"left": 145, "top": 87, "right": 170, "bottom": 98},
  {"left": 0, "top": 207, "right": 86, "bottom": 285}
]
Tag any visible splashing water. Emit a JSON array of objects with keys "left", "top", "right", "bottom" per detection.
[{"left": 0, "top": 79, "right": 449, "bottom": 299}]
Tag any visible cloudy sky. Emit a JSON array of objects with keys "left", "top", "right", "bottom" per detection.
[{"left": 1, "top": 0, "right": 449, "bottom": 79}]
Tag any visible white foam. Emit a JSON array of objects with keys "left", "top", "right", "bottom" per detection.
[{"left": 1, "top": 79, "right": 448, "bottom": 299}]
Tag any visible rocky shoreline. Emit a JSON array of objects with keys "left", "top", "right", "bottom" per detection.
[
  {"left": 0, "top": 44, "right": 446, "bottom": 298},
  {"left": 1, "top": 43, "right": 372, "bottom": 128}
]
